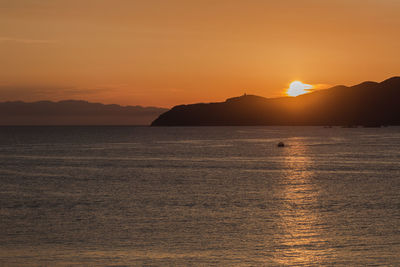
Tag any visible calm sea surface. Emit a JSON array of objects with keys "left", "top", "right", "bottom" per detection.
[{"left": 0, "top": 126, "right": 399, "bottom": 266}]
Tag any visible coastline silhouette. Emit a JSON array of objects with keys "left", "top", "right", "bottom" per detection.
[
  {"left": 0, "top": 100, "right": 167, "bottom": 125},
  {"left": 152, "top": 77, "right": 400, "bottom": 126}
]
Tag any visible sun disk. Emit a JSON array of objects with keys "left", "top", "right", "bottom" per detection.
[{"left": 286, "top": 81, "right": 313, "bottom": 97}]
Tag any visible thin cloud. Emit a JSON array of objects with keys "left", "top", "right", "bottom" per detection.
[
  {"left": 0, "top": 37, "right": 58, "bottom": 44},
  {"left": 312, "top": 84, "right": 332, "bottom": 90},
  {"left": 0, "top": 86, "right": 108, "bottom": 101}
]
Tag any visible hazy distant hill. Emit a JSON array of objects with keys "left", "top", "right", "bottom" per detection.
[
  {"left": 152, "top": 77, "right": 400, "bottom": 126},
  {"left": 0, "top": 100, "right": 168, "bottom": 125}
]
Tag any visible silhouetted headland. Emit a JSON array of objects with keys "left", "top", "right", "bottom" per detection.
[
  {"left": 151, "top": 77, "right": 400, "bottom": 126},
  {"left": 0, "top": 100, "right": 167, "bottom": 125}
]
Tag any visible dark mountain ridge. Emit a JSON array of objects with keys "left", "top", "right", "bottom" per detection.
[
  {"left": 151, "top": 77, "right": 400, "bottom": 126},
  {"left": 0, "top": 100, "right": 167, "bottom": 125}
]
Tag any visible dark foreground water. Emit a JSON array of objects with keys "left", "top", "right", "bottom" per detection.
[{"left": 0, "top": 126, "right": 399, "bottom": 266}]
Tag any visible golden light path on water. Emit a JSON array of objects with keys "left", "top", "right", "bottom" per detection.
[{"left": 273, "top": 138, "right": 334, "bottom": 265}]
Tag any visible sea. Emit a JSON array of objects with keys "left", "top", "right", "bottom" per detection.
[{"left": 0, "top": 126, "right": 399, "bottom": 266}]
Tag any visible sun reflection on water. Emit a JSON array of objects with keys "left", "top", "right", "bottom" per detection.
[{"left": 273, "top": 139, "right": 333, "bottom": 265}]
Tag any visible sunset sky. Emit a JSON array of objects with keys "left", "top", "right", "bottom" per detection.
[{"left": 1, "top": 0, "right": 399, "bottom": 107}]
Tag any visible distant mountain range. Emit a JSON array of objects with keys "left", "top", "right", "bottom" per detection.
[
  {"left": 152, "top": 77, "right": 400, "bottom": 126},
  {"left": 0, "top": 100, "right": 167, "bottom": 125}
]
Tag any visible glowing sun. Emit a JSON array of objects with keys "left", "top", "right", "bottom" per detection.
[{"left": 286, "top": 81, "right": 313, "bottom": 97}]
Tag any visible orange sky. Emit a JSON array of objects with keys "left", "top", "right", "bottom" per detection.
[{"left": 1, "top": 0, "right": 399, "bottom": 107}]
